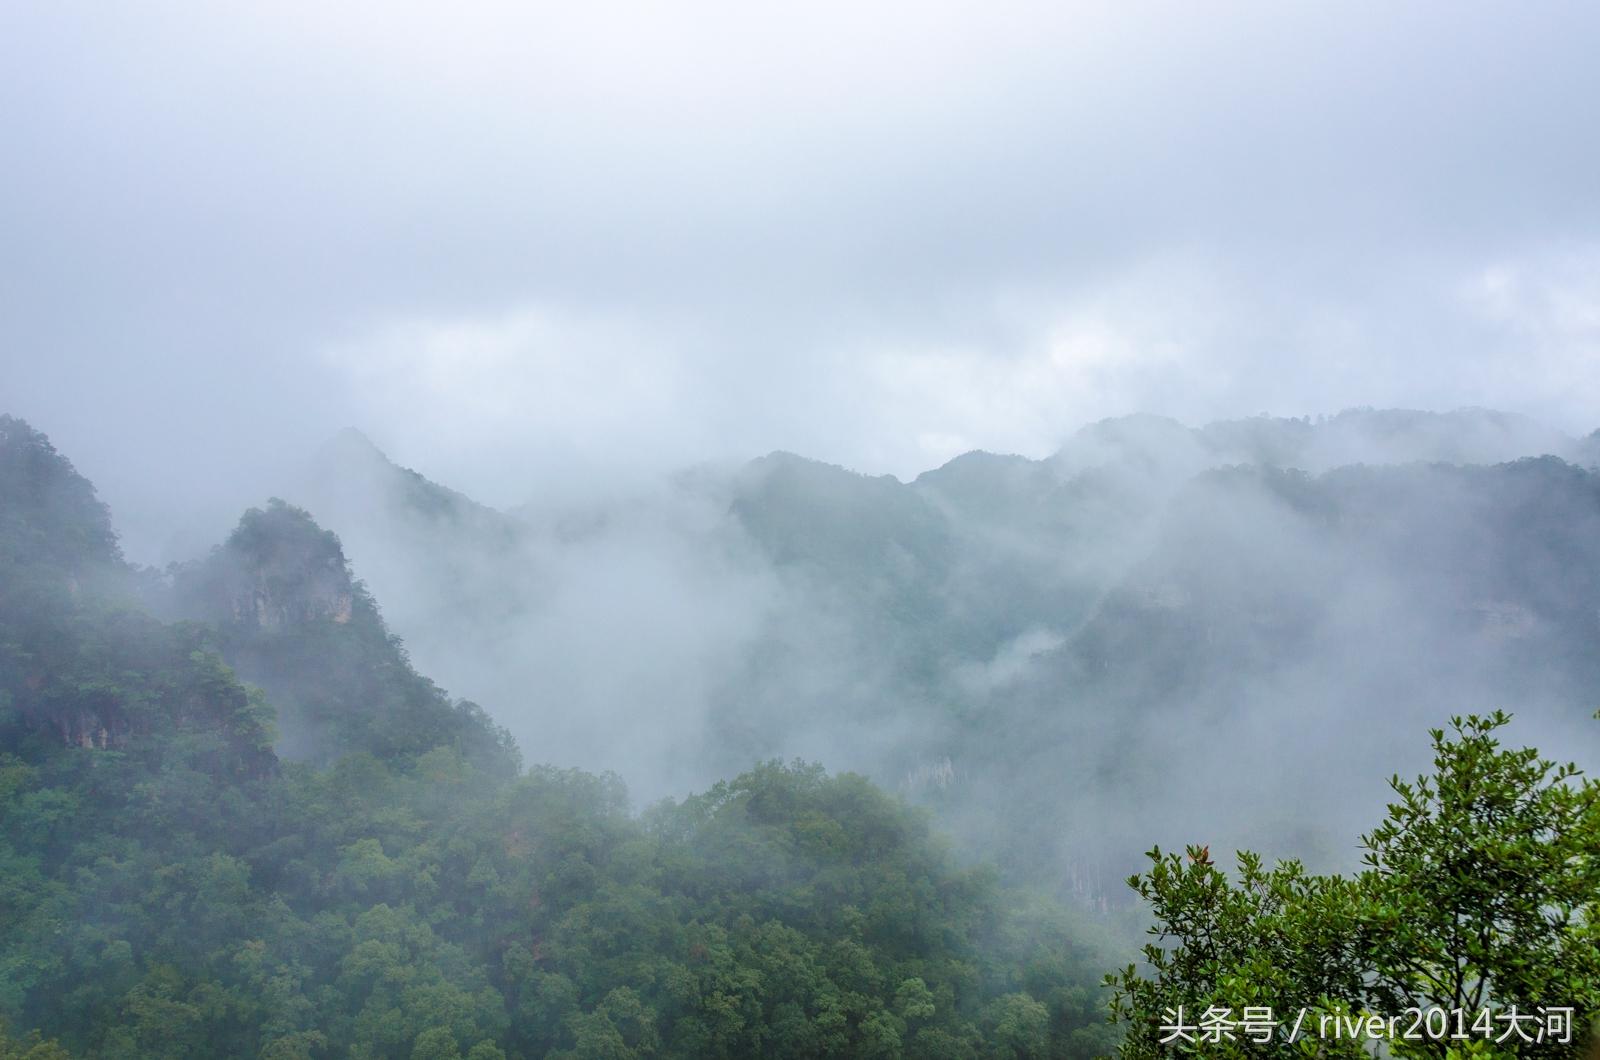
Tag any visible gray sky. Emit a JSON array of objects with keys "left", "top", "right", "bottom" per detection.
[{"left": 4, "top": 1, "right": 1599, "bottom": 558}]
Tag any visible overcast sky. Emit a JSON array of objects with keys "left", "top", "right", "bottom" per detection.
[{"left": 4, "top": 1, "right": 1599, "bottom": 558}]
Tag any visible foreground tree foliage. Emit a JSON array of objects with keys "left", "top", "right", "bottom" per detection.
[
  {"left": 0, "top": 417, "right": 1115, "bottom": 1058},
  {"left": 1107, "top": 713, "right": 1600, "bottom": 1058}
]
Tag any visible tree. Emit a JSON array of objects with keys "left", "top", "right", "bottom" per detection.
[
  {"left": 1361, "top": 713, "right": 1600, "bottom": 1029},
  {"left": 1108, "top": 713, "right": 1600, "bottom": 1058},
  {"left": 0, "top": 1020, "right": 70, "bottom": 1060}
]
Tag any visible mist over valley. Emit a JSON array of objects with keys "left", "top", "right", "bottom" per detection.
[{"left": 6, "top": 2, "right": 1600, "bottom": 1052}]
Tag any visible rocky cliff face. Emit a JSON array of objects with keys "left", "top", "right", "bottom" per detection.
[
  {"left": 168, "top": 497, "right": 520, "bottom": 772},
  {"left": 228, "top": 558, "right": 354, "bottom": 631},
  {"left": 0, "top": 418, "right": 279, "bottom": 773},
  {"left": 47, "top": 706, "right": 129, "bottom": 749},
  {"left": 186, "top": 498, "right": 357, "bottom": 633}
]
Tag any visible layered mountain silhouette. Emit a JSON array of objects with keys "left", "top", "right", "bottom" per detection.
[
  {"left": 3, "top": 415, "right": 1121, "bottom": 1058},
  {"left": 228, "top": 408, "right": 1600, "bottom": 895}
]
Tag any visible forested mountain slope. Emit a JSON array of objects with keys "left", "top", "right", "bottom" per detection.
[
  {"left": 930, "top": 455, "right": 1600, "bottom": 886},
  {"left": 258, "top": 410, "right": 1600, "bottom": 906},
  {"left": 0, "top": 416, "right": 1116, "bottom": 1059},
  {"left": 166, "top": 498, "right": 519, "bottom": 772}
]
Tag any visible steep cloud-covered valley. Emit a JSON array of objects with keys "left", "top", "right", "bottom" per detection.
[{"left": 269, "top": 409, "right": 1600, "bottom": 900}]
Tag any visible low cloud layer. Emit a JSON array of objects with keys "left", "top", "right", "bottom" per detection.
[{"left": 4, "top": 2, "right": 1599, "bottom": 560}]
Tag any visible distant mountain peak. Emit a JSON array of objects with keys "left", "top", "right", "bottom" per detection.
[
  {"left": 196, "top": 499, "right": 356, "bottom": 633},
  {"left": 316, "top": 426, "right": 395, "bottom": 467},
  {"left": 746, "top": 449, "right": 907, "bottom": 486},
  {"left": 1050, "top": 405, "right": 1580, "bottom": 476},
  {"left": 301, "top": 428, "right": 511, "bottom": 531},
  {"left": 0, "top": 412, "right": 123, "bottom": 571}
]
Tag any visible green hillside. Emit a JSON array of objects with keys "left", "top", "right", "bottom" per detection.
[{"left": 0, "top": 417, "right": 1115, "bottom": 1059}]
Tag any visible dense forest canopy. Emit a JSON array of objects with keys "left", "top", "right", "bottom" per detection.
[
  {"left": 0, "top": 416, "right": 1116, "bottom": 1058},
  {"left": 3, "top": 412, "right": 1598, "bottom": 1056},
  {"left": 10, "top": 4, "right": 1600, "bottom": 1054}
]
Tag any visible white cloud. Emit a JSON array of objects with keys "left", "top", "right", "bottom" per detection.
[
  {"left": 324, "top": 305, "right": 691, "bottom": 499},
  {"left": 11, "top": 0, "right": 1600, "bottom": 532},
  {"left": 317, "top": 243, "right": 1600, "bottom": 502},
  {"left": 1456, "top": 248, "right": 1600, "bottom": 428}
]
